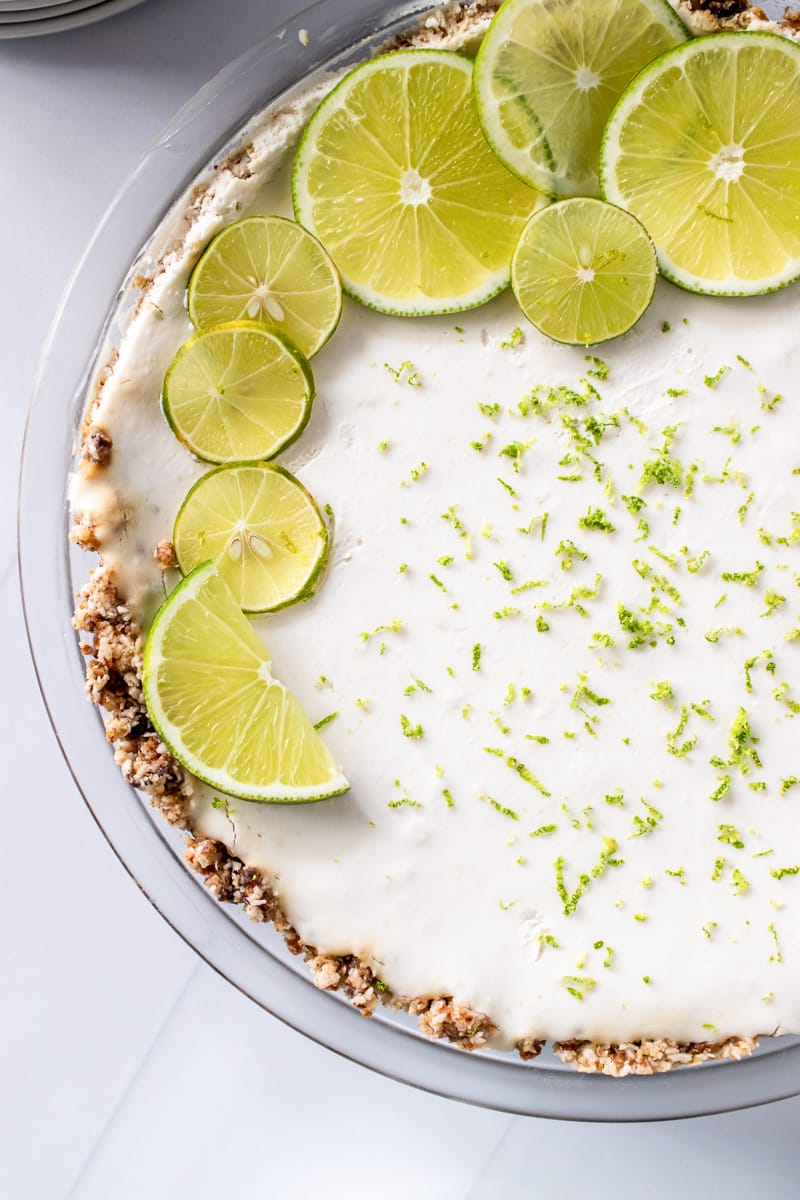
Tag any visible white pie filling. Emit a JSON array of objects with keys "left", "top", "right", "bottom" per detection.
[{"left": 71, "top": 29, "right": 800, "bottom": 1049}]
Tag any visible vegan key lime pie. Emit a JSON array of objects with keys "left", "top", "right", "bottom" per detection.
[{"left": 70, "top": 0, "right": 800, "bottom": 1074}]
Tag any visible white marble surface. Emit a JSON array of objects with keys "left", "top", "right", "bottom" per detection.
[{"left": 2, "top": 1, "right": 800, "bottom": 1196}]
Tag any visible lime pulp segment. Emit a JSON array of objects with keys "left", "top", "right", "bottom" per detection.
[
  {"left": 143, "top": 564, "right": 349, "bottom": 803},
  {"left": 600, "top": 32, "right": 800, "bottom": 295},
  {"left": 511, "top": 197, "right": 658, "bottom": 345},
  {"left": 163, "top": 320, "right": 314, "bottom": 463},
  {"left": 187, "top": 216, "right": 343, "bottom": 359},
  {"left": 174, "top": 463, "right": 329, "bottom": 613},
  {"left": 292, "top": 49, "right": 545, "bottom": 316},
  {"left": 474, "top": 0, "right": 688, "bottom": 198}
]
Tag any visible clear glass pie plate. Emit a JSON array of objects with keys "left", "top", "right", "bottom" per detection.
[{"left": 19, "top": 0, "right": 800, "bottom": 1121}]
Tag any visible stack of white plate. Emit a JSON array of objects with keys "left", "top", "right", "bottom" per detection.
[{"left": 0, "top": 0, "right": 145, "bottom": 38}]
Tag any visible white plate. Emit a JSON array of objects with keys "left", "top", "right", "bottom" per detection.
[
  {"left": 0, "top": 0, "right": 143, "bottom": 34},
  {"left": 0, "top": 2, "right": 110, "bottom": 24}
]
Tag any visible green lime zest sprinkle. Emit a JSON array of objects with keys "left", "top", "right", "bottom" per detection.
[
  {"left": 702, "top": 921, "right": 717, "bottom": 939},
  {"left": 710, "top": 775, "right": 732, "bottom": 803},
  {"left": 388, "top": 797, "right": 422, "bottom": 809},
  {"left": 649, "top": 680, "right": 674, "bottom": 704},
  {"left": 705, "top": 626, "right": 744, "bottom": 643},
  {"left": 771, "top": 866, "right": 800, "bottom": 880},
  {"left": 530, "top": 824, "right": 558, "bottom": 838},
  {"left": 493, "top": 606, "right": 521, "bottom": 620},
  {"left": 584, "top": 354, "right": 610, "bottom": 380},
  {"left": 640, "top": 427, "right": 683, "bottom": 490},
  {"left": 562, "top": 976, "right": 597, "bottom": 1001},
  {"left": 499, "top": 440, "right": 534, "bottom": 473},
  {"left": 666, "top": 386, "right": 687, "bottom": 397},
  {"left": 731, "top": 868, "right": 750, "bottom": 896},
  {"left": 712, "top": 419, "right": 742, "bottom": 445},
  {"left": 315, "top": 675, "right": 331, "bottom": 690},
  {"left": 605, "top": 791, "right": 625, "bottom": 807},
  {"left": 781, "top": 777, "right": 800, "bottom": 795},
  {"left": 704, "top": 365, "right": 730, "bottom": 388},
  {"left": 535, "top": 616, "right": 550, "bottom": 633},
  {"left": 760, "top": 388, "right": 783, "bottom": 412},
  {"left": 768, "top": 922, "right": 783, "bottom": 963},
  {"left": 313, "top": 711, "right": 338, "bottom": 731},
  {"left": 718, "top": 824, "right": 745, "bottom": 850},
  {"left": 737, "top": 491, "right": 755, "bottom": 523},
  {"left": 721, "top": 562, "right": 763, "bottom": 586},
  {"left": 385, "top": 360, "right": 421, "bottom": 386},
  {"left": 493, "top": 559, "right": 513, "bottom": 581},
  {"left": 554, "top": 539, "right": 587, "bottom": 570},
  {"left": 578, "top": 507, "right": 615, "bottom": 533},
  {"left": 472, "top": 643, "right": 482, "bottom": 672},
  {"left": 506, "top": 755, "right": 551, "bottom": 796},
  {"left": 400, "top": 714, "right": 423, "bottom": 740},
  {"left": 481, "top": 794, "right": 519, "bottom": 821},
  {"left": 633, "top": 913, "right": 647, "bottom": 922},
  {"left": 761, "top": 590, "right": 786, "bottom": 618},
  {"left": 555, "top": 837, "right": 622, "bottom": 917},
  {"left": 478, "top": 401, "right": 501, "bottom": 419},
  {"left": 360, "top": 619, "right": 402, "bottom": 644},
  {"left": 711, "top": 707, "right": 761, "bottom": 776},
  {"left": 511, "top": 579, "right": 549, "bottom": 595},
  {"left": 666, "top": 705, "right": 697, "bottom": 758},
  {"left": 500, "top": 326, "right": 525, "bottom": 349},
  {"left": 630, "top": 799, "right": 663, "bottom": 838},
  {"left": 711, "top": 857, "right": 727, "bottom": 882}
]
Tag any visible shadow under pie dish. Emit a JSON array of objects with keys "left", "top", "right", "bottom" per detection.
[{"left": 20, "top": 0, "right": 800, "bottom": 1117}]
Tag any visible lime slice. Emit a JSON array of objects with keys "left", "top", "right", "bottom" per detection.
[
  {"left": 143, "top": 563, "right": 349, "bottom": 803},
  {"left": 600, "top": 32, "right": 800, "bottom": 295},
  {"left": 173, "top": 463, "right": 329, "bottom": 614},
  {"left": 163, "top": 320, "right": 314, "bottom": 463},
  {"left": 187, "top": 216, "right": 342, "bottom": 358},
  {"left": 292, "top": 49, "right": 544, "bottom": 315},
  {"left": 511, "top": 197, "right": 657, "bottom": 345},
  {"left": 474, "top": 0, "right": 688, "bottom": 197}
]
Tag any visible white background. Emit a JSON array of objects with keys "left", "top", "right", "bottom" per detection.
[{"left": 2, "top": 1, "right": 800, "bottom": 1196}]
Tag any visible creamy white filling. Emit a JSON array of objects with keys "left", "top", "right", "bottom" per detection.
[{"left": 71, "top": 25, "right": 800, "bottom": 1048}]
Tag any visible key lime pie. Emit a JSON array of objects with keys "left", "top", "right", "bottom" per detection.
[{"left": 70, "top": 0, "right": 800, "bottom": 1075}]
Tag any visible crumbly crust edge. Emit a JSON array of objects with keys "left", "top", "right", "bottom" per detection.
[{"left": 68, "top": 0, "right": 797, "bottom": 1075}]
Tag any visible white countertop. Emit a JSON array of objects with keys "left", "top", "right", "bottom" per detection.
[{"left": 3, "top": 1, "right": 800, "bottom": 1196}]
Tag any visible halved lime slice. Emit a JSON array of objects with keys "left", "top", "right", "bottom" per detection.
[
  {"left": 474, "top": 0, "right": 688, "bottom": 197},
  {"left": 143, "top": 563, "right": 349, "bottom": 803},
  {"left": 163, "top": 321, "right": 314, "bottom": 463},
  {"left": 173, "top": 463, "right": 329, "bottom": 613},
  {"left": 187, "top": 216, "right": 342, "bottom": 358},
  {"left": 292, "top": 49, "right": 545, "bottom": 316},
  {"left": 511, "top": 197, "right": 657, "bottom": 345},
  {"left": 600, "top": 32, "right": 800, "bottom": 295}
]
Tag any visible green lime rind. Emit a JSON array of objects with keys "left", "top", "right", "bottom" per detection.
[
  {"left": 162, "top": 320, "right": 315, "bottom": 464},
  {"left": 187, "top": 215, "right": 343, "bottom": 358},
  {"left": 173, "top": 462, "right": 330, "bottom": 615},
  {"left": 474, "top": 0, "right": 689, "bottom": 198},
  {"left": 600, "top": 32, "right": 800, "bottom": 296},
  {"left": 143, "top": 563, "right": 349, "bottom": 804},
  {"left": 511, "top": 197, "right": 658, "bottom": 346},
  {"left": 292, "top": 48, "right": 545, "bottom": 317}
]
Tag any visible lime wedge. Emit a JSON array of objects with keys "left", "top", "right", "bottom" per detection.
[
  {"left": 187, "top": 216, "right": 342, "bottom": 358},
  {"left": 474, "top": 0, "right": 688, "bottom": 197},
  {"left": 143, "top": 563, "right": 349, "bottom": 803},
  {"left": 511, "top": 197, "right": 657, "bottom": 345},
  {"left": 173, "top": 463, "right": 329, "bottom": 613},
  {"left": 292, "top": 49, "right": 544, "bottom": 315},
  {"left": 600, "top": 32, "right": 800, "bottom": 295},
  {"left": 163, "top": 321, "right": 314, "bottom": 463}
]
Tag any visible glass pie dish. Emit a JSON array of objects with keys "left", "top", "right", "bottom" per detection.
[{"left": 19, "top": 0, "right": 800, "bottom": 1121}]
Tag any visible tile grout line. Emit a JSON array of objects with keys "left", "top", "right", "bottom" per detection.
[
  {"left": 64, "top": 960, "right": 203, "bottom": 1200},
  {"left": 460, "top": 1113, "right": 520, "bottom": 1200}
]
